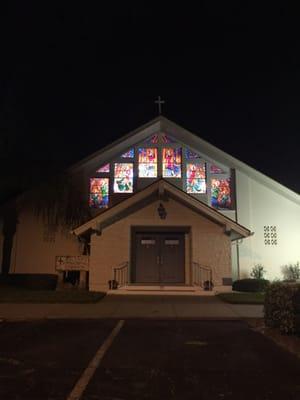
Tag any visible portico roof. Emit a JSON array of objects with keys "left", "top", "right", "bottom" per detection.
[{"left": 72, "top": 179, "right": 252, "bottom": 240}]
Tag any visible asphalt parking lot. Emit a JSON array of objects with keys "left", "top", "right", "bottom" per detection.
[{"left": 0, "top": 319, "right": 300, "bottom": 400}]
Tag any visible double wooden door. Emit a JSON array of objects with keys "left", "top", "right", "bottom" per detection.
[{"left": 133, "top": 232, "right": 185, "bottom": 283}]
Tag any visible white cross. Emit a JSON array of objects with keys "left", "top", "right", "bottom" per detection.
[{"left": 155, "top": 96, "right": 165, "bottom": 115}]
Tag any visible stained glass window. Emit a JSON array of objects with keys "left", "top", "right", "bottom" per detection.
[
  {"left": 114, "top": 163, "right": 133, "bottom": 193},
  {"left": 89, "top": 178, "right": 109, "bottom": 208},
  {"left": 210, "top": 164, "right": 225, "bottom": 174},
  {"left": 121, "top": 148, "right": 134, "bottom": 158},
  {"left": 96, "top": 164, "right": 110, "bottom": 173},
  {"left": 145, "top": 134, "right": 159, "bottom": 144},
  {"left": 211, "top": 178, "right": 231, "bottom": 209},
  {"left": 162, "top": 148, "right": 182, "bottom": 178},
  {"left": 138, "top": 148, "right": 157, "bottom": 178},
  {"left": 186, "top": 163, "right": 206, "bottom": 193},
  {"left": 186, "top": 148, "right": 200, "bottom": 159},
  {"left": 161, "top": 133, "right": 176, "bottom": 144}
]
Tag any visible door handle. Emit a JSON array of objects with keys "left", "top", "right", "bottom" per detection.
[
  {"left": 157, "top": 255, "right": 160, "bottom": 264},
  {"left": 161, "top": 256, "right": 163, "bottom": 265}
]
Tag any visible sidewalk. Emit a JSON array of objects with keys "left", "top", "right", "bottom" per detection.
[{"left": 0, "top": 293, "right": 263, "bottom": 320}]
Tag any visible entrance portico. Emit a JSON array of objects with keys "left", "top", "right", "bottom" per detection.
[{"left": 73, "top": 180, "right": 251, "bottom": 292}]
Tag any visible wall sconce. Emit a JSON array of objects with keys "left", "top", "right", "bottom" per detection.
[{"left": 157, "top": 203, "right": 167, "bottom": 219}]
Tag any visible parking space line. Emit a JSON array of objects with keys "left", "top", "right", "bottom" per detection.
[{"left": 66, "top": 320, "right": 125, "bottom": 400}]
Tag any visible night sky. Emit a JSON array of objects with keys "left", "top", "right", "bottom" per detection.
[{"left": 1, "top": 3, "right": 300, "bottom": 202}]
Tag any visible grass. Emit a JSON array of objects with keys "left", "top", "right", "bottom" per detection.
[
  {"left": 217, "top": 292, "right": 265, "bottom": 304},
  {"left": 0, "top": 286, "right": 106, "bottom": 303}
]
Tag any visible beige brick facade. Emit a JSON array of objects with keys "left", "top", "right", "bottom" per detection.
[
  {"left": 90, "top": 198, "right": 231, "bottom": 291},
  {"left": 12, "top": 207, "right": 82, "bottom": 274}
]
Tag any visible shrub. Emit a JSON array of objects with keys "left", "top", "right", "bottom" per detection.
[
  {"left": 0, "top": 274, "right": 58, "bottom": 290},
  {"left": 264, "top": 282, "right": 300, "bottom": 334},
  {"left": 250, "top": 264, "right": 266, "bottom": 280},
  {"left": 232, "top": 278, "right": 269, "bottom": 292},
  {"left": 281, "top": 262, "right": 300, "bottom": 281}
]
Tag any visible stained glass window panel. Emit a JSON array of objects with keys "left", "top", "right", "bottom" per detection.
[
  {"left": 138, "top": 148, "right": 157, "bottom": 178},
  {"left": 89, "top": 178, "right": 109, "bottom": 208},
  {"left": 186, "top": 164, "right": 205, "bottom": 179},
  {"left": 161, "top": 133, "right": 176, "bottom": 143},
  {"left": 138, "top": 148, "right": 157, "bottom": 163},
  {"left": 211, "top": 178, "right": 231, "bottom": 209},
  {"left": 186, "top": 163, "right": 206, "bottom": 193},
  {"left": 121, "top": 148, "right": 134, "bottom": 158},
  {"left": 145, "top": 134, "right": 159, "bottom": 144},
  {"left": 96, "top": 164, "right": 110, "bottom": 173},
  {"left": 114, "top": 163, "right": 133, "bottom": 193},
  {"left": 162, "top": 148, "right": 182, "bottom": 178},
  {"left": 186, "top": 148, "right": 200, "bottom": 159},
  {"left": 139, "top": 163, "right": 157, "bottom": 177},
  {"left": 210, "top": 164, "right": 225, "bottom": 174}
]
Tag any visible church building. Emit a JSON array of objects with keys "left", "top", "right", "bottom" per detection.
[{"left": 1, "top": 116, "right": 300, "bottom": 292}]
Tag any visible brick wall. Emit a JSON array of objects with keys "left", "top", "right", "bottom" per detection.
[{"left": 89, "top": 198, "right": 231, "bottom": 291}]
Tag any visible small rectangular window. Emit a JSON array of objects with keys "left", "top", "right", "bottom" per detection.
[
  {"left": 114, "top": 163, "right": 133, "bottom": 193},
  {"left": 186, "top": 163, "right": 206, "bottom": 193},
  {"left": 141, "top": 239, "right": 156, "bottom": 245},
  {"left": 162, "top": 148, "right": 182, "bottom": 178},
  {"left": 138, "top": 148, "right": 158, "bottom": 178},
  {"left": 165, "top": 240, "right": 179, "bottom": 245},
  {"left": 211, "top": 178, "right": 231, "bottom": 209},
  {"left": 89, "top": 178, "right": 109, "bottom": 208}
]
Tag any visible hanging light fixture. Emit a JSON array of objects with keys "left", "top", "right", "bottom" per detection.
[{"left": 157, "top": 203, "right": 167, "bottom": 219}]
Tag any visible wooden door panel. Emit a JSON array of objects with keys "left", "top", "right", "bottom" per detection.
[
  {"left": 160, "top": 234, "right": 185, "bottom": 283},
  {"left": 134, "top": 234, "right": 159, "bottom": 282}
]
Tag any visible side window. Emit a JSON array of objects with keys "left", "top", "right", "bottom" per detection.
[{"left": 89, "top": 178, "right": 109, "bottom": 208}]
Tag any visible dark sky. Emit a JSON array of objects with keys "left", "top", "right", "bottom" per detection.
[{"left": 1, "top": 2, "right": 300, "bottom": 198}]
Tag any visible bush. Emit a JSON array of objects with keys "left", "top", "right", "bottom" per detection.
[
  {"left": 250, "top": 264, "right": 266, "bottom": 280},
  {"left": 281, "top": 262, "right": 300, "bottom": 281},
  {"left": 232, "top": 278, "right": 269, "bottom": 292},
  {"left": 264, "top": 282, "right": 300, "bottom": 334},
  {"left": 0, "top": 274, "right": 58, "bottom": 290}
]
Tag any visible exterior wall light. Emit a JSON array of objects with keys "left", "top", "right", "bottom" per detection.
[{"left": 157, "top": 203, "right": 167, "bottom": 219}]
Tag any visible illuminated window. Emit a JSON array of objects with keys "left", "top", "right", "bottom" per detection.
[
  {"left": 96, "top": 164, "right": 110, "bottom": 173},
  {"left": 146, "top": 134, "right": 159, "bottom": 144},
  {"left": 210, "top": 164, "right": 225, "bottom": 174},
  {"left": 161, "top": 134, "right": 176, "bottom": 143},
  {"left": 185, "top": 149, "right": 200, "bottom": 159},
  {"left": 114, "top": 163, "right": 133, "bottom": 193},
  {"left": 162, "top": 148, "right": 182, "bottom": 178},
  {"left": 89, "top": 178, "right": 109, "bottom": 208},
  {"left": 186, "top": 163, "right": 206, "bottom": 193},
  {"left": 121, "top": 148, "right": 134, "bottom": 158},
  {"left": 211, "top": 178, "right": 231, "bottom": 209},
  {"left": 138, "top": 148, "right": 157, "bottom": 178}
]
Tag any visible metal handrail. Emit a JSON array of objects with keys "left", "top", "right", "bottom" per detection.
[
  {"left": 112, "top": 261, "right": 129, "bottom": 289},
  {"left": 192, "top": 262, "right": 213, "bottom": 290}
]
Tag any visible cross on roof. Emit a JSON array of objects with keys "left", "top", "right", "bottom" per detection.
[{"left": 155, "top": 96, "right": 165, "bottom": 115}]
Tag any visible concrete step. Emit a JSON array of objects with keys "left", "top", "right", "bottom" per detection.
[
  {"left": 107, "top": 285, "right": 216, "bottom": 295},
  {"left": 125, "top": 285, "right": 196, "bottom": 291}
]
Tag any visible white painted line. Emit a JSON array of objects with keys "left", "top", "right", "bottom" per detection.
[{"left": 66, "top": 320, "right": 125, "bottom": 400}]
